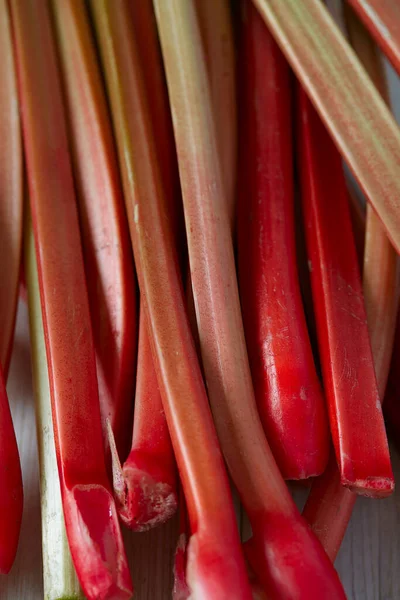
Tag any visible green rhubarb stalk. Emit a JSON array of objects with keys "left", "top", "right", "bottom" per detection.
[{"left": 25, "top": 216, "right": 82, "bottom": 600}]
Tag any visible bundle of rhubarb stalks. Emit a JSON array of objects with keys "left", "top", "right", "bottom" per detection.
[{"left": 2, "top": 0, "right": 400, "bottom": 598}]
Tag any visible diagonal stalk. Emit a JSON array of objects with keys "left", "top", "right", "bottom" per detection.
[
  {"left": 252, "top": 0, "right": 400, "bottom": 253},
  {"left": 10, "top": 1, "right": 132, "bottom": 597}
]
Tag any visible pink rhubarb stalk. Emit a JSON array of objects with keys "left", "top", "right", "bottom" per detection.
[
  {"left": 10, "top": 1, "right": 132, "bottom": 598},
  {"left": 154, "top": 0, "right": 345, "bottom": 597},
  {"left": 0, "top": 0, "right": 23, "bottom": 574},
  {"left": 237, "top": 0, "right": 329, "bottom": 480},
  {"left": 302, "top": 8, "right": 400, "bottom": 559},
  {"left": 347, "top": 0, "right": 400, "bottom": 76},
  {"left": 90, "top": 1, "right": 252, "bottom": 597},
  {"left": 297, "top": 84, "right": 393, "bottom": 497},
  {"left": 114, "top": 0, "right": 179, "bottom": 531},
  {"left": 51, "top": 0, "right": 137, "bottom": 464},
  {"left": 252, "top": 0, "right": 400, "bottom": 254}
]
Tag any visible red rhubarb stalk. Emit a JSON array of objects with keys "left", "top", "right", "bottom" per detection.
[
  {"left": 10, "top": 1, "right": 132, "bottom": 598},
  {"left": 90, "top": 1, "right": 252, "bottom": 597},
  {"left": 154, "top": 0, "right": 345, "bottom": 597},
  {"left": 297, "top": 84, "right": 393, "bottom": 497},
  {"left": 347, "top": 0, "right": 400, "bottom": 76},
  {"left": 0, "top": 0, "right": 23, "bottom": 574},
  {"left": 302, "top": 8, "right": 400, "bottom": 559},
  {"left": 237, "top": 0, "right": 329, "bottom": 480},
  {"left": 252, "top": 0, "right": 400, "bottom": 254},
  {"left": 51, "top": 0, "right": 137, "bottom": 464},
  {"left": 113, "top": 0, "right": 179, "bottom": 531}
]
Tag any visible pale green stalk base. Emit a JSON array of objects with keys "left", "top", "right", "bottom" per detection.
[{"left": 25, "top": 218, "right": 83, "bottom": 600}]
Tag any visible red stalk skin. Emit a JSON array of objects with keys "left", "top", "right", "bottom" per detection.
[
  {"left": 10, "top": 1, "right": 132, "bottom": 598},
  {"left": 90, "top": 1, "right": 252, "bottom": 597},
  {"left": 0, "top": 0, "right": 23, "bottom": 574},
  {"left": 347, "top": 0, "right": 400, "bottom": 76},
  {"left": 296, "top": 84, "right": 393, "bottom": 498},
  {"left": 156, "top": 1, "right": 345, "bottom": 598},
  {"left": 51, "top": 0, "right": 137, "bottom": 465},
  {"left": 0, "top": 368, "right": 23, "bottom": 574},
  {"left": 237, "top": 0, "right": 329, "bottom": 480},
  {"left": 114, "top": 0, "right": 180, "bottom": 531}
]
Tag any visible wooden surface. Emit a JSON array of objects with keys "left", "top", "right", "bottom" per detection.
[{"left": 0, "top": 301, "right": 399, "bottom": 599}]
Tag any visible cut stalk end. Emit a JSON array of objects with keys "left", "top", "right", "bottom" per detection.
[
  {"left": 62, "top": 484, "right": 133, "bottom": 600},
  {"left": 342, "top": 476, "right": 394, "bottom": 498}
]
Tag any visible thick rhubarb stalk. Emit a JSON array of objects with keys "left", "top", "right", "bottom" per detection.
[
  {"left": 10, "top": 2, "right": 132, "bottom": 598},
  {"left": 0, "top": 0, "right": 23, "bottom": 376},
  {"left": 25, "top": 218, "right": 82, "bottom": 600},
  {"left": 51, "top": 0, "right": 137, "bottom": 464},
  {"left": 347, "top": 0, "right": 400, "bottom": 76},
  {"left": 237, "top": 0, "right": 329, "bottom": 480},
  {"left": 297, "top": 85, "right": 393, "bottom": 497},
  {"left": 0, "top": 0, "right": 23, "bottom": 575},
  {"left": 302, "top": 7, "right": 400, "bottom": 559},
  {"left": 113, "top": 0, "right": 179, "bottom": 531},
  {"left": 252, "top": 0, "right": 400, "bottom": 253},
  {"left": 154, "top": 1, "right": 345, "bottom": 598},
  {"left": 89, "top": 1, "right": 252, "bottom": 597}
]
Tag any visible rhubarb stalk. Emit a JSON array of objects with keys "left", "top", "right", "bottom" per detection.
[
  {"left": 154, "top": 0, "right": 345, "bottom": 597},
  {"left": 297, "top": 85, "right": 393, "bottom": 497},
  {"left": 115, "top": 0, "right": 179, "bottom": 531},
  {"left": 237, "top": 0, "right": 329, "bottom": 480},
  {"left": 302, "top": 6, "right": 400, "bottom": 559},
  {"left": 90, "top": 1, "right": 252, "bottom": 597},
  {"left": 347, "top": 0, "right": 400, "bottom": 76},
  {"left": 252, "top": 0, "right": 400, "bottom": 253},
  {"left": 10, "top": 1, "right": 132, "bottom": 598},
  {"left": 0, "top": 0, "right": 23, "bottom": 575},
  {"left": 25, "top": 217, "right": 82, "bottom": 600},
  {"left": 51, "top": 0, "right": 137, "bottom": 464}
]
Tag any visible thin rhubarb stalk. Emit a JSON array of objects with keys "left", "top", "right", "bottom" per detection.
[
  {"left": 0, "top": 0, "right": 23, "bottom": 575},
  {"left": 89, "top": 1, "right": 252, "bottom": 597},
  {"left": 51, "top": 0, "right": 137, "bottom": 465},
  {"left": 0, "top": 0, "right": 23, "bottom": 376},
  {"left": 384, "top": 306, "right": 400, "bottom": 449},
  {"left": 195, "top": 0, "right": 237, "bottom": 222},
  {"left": 10, "top": 2, "right": 132, "bottom": 598},
  {"left": 25, "top": 218, "right": 82, "bottom": 600},
  {"left": 302, "top": 6, "right": 400, "bottom": 559},
  {"left": 252, "top": 0, "right": 400, "bottom": 254},
  {"left": 347, "top": 0, "right": 400, "bottom": 76},
  {"left": 113, "top": 0, "right": 179, "bottom": 531},
  {"left": 237, "top": 0, "right": 329, "bottom": 480},
  {"left": 297, "top": 85, "right": 393, "bottom": 497},
  {"left": 154, "top": 1, "right": 345, "bottom": 597}
]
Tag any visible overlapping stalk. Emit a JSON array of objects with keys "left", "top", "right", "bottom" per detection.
[
  {"left": 51, "top": 0, "right": 137, "bottom": 465},
  {"left": 90, "top": 1, "right": 252, "bottom": 597},
  {"left": 237, "top": 0, "right": 329, "bottom": 480},
  {"left": 154, "top": 0, "right": 345, "bottom": 597},
  {"left": 10, "top": 1, "right": 132, "bottom": 597},
  {"left": 252, "top": 0, "right": 400, "bottom": 253}
]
